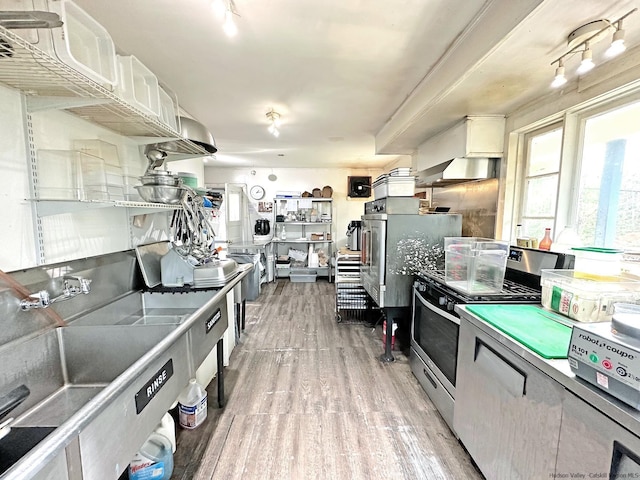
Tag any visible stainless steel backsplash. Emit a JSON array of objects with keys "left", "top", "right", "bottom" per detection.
[
  {"left": 0, "top": 251, "right": 143, "bottom": 348},
  {"left": 431, "top": 178, "right": 499, "bottom": 238}
]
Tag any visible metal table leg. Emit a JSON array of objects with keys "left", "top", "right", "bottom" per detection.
[
  {"left": 216, "top": 338, "right": 225, "bottom": 408},
  {"left": 379, "top": 310, "right": 395, "bottom": 363},
  {"left": 235, "top": 302, "right": 241, "bottom": 335},
  {"left": 241, "top": 299, "right": 246, "bottom": 330}
]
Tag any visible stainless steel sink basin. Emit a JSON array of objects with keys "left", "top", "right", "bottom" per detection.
[
  {"left": 5, "top": 325, "right": 177, "bottom": 429},
  {"left": 69, "top": 291, "right": 205, "bottom": 327},
  {"left": 0, "top": 427, "right": 55, "bottom": 476},
  {"left": 0, "top": 324, "right": 189, "bottom": 479}
]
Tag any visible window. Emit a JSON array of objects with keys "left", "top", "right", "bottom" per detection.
[
  {"left": 576, "top": 101, "right": 640, "bottom": 248},
  {"left": 519, "top": 126, "right": 562, "bottom": 240}
]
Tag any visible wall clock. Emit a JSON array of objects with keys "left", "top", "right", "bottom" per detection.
[{"left": 250, "top": 185, "right": 265, "bottom": 200}]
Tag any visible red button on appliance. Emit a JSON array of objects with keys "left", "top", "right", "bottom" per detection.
[{"left": 602, "top": 359, "right": 613, "bottom": 370}]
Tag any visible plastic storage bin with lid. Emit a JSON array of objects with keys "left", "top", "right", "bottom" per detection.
[
  {"left": 444, "top": 237, "right": 509, "bottom": 294},
  {"left": 540, "top": 269, "right": 640, "bottom": 322},
  {"left": 5, "top": 0, "right": 118, "bottom": 88},
  {"left": 571, "top": 247, "right": 624, "bottom": 280},
  {"left": 115, "top": 54, "right": 161, "bottom": 117}
]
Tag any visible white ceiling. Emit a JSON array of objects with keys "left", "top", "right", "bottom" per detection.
[{"left": 74, "top": 0, "right": 640, "bottom": 168}]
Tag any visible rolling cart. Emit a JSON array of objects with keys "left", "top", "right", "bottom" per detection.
[{"left": 334, "top": 250, "right": 373, "bottom": 323}]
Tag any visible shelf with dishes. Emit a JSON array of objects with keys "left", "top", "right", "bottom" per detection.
[
  {"left": 0, "top": 25, "right": 208, "bottom": 155},
  {"left": 272, "top": 197, "right": 334, "bottom": 281}
]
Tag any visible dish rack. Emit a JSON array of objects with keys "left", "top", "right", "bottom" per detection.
[{"left": 335, "top": 251, "right": 373, "bottom": 323}]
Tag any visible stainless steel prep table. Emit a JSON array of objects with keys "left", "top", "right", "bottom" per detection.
[{"left": 455, "top": 304, "right": 640, "bottom": 438}]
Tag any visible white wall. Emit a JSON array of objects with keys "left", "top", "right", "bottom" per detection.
[
  {"left": 0, "top": 86, "right": 36, "bottom": 270},
  {"left": 204, "top": 166, "right": 388, "bottom": 248},
  {"left": 0, "top": 82, "right": 178, "bottom": 271}
]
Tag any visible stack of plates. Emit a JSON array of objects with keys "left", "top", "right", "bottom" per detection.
[{"left": 388, "top": 167, "right": 412, "bottom": 176}]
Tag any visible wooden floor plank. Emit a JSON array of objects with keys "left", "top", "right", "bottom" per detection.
[{"left": 172, "top": 279, "right": 482, "bottom": 479}]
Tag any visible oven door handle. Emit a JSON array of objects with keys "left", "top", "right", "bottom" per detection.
[{"left": 414, "top": 288, "right": 460, "bottom": 326}]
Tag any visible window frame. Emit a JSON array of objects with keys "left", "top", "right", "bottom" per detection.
[{"left": 510, "top": 88, "right": 640, "bottom": 246}]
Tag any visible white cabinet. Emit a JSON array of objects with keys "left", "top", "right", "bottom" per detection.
[
  {"left": 272, "top": 197, "right": 333, "bottom": 281},
  {"left": 416, "top": 115, "right": 505, "bottom": 171}
]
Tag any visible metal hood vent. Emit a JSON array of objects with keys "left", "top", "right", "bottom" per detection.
[{"left": 415, "top": 158, "right": 497, "bottom": 187}]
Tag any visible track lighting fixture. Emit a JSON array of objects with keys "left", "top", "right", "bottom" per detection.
[
  {"left": 551, "top": 58, "right": 567, "bottom": 88},
  {"left": 550, "top": 8, "right": 636, "bottom": 88},
  {"left": 606, "top": 21, "right": 626, "bottom": 57},
  {"left": 266, "top": 110, "right": 281, "bottom": 138},
  {"left": 576, "top": 43, "right": 594, "bottom": 75},
  {"left": 211, "top": 0, "right": 239, "bottom": 37}
]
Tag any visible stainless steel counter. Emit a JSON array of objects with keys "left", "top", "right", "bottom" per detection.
[
  {"left": 456, "top": 304, "right": 640, "bottom": 438},
  {"left": 1, "top": 263, "right": 252, "bottom": 480}
]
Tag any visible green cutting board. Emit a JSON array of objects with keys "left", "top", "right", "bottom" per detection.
[{"left": 466, "top": 304, "right": 572, "bottom": 359}]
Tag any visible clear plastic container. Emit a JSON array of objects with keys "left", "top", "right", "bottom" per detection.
[
  {"left": 116, "top": 55, "right": 161, "bottom": 117},
  {"left": 540, "top": 269, "right": 640, "bottom": 322},
  {"left": 73, "top": 139, "right": 120, "bottom": 167},
  {"left": 571, "top": 247, "right": 623, "bottom": 280},
  {"left": 35, "top": 149, "right": 83, "bottom": 200},
  {"left": 177, "top": 378, "right": 207, "bottom": 429},
  {"left": 444, "top": 237, "right": 509, "bottom": 294}
]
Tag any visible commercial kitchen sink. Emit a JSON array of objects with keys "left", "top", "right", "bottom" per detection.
[
  {"left": 0, "top": 323, "right": 189, "bottom": 479},
  {"left": 0, "top": 259, "right": 249, "bottom": 479}
]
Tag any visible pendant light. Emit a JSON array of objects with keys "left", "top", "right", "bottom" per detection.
[{"left": 266, "top": 110, "right": 281, "bottom": 138}]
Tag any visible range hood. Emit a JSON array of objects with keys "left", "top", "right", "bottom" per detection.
[{"left": 415, "top": 157, "right": 497, "bottom": 187}]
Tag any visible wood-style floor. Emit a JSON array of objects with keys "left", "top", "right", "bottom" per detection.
[{"left": 171, "top": 279, "right": 482, "bottom": 480}]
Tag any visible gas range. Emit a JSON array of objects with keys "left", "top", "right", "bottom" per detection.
[
  {"left": 416, "top": 269, "right": 542, "bottom": 305},
  {"left": 410, "top": 245, "right": 574, "bottom": 434}
]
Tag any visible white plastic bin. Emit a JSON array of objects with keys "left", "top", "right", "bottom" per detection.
[
  {"left": 4, "top": 0, "right": 119, "bottom": 87},
  {"left": 571, "top": 247, "right": 623, "bottom": 280},
  {"left": 116, "top": 55, "right": 161, "bottom": 117},
  {"left": 159, "top": 87, "right": 179, "bottom": 131}
]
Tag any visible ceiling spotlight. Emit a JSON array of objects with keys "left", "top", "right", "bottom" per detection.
[
  {"left": 211, "top": 0, "right": 225, "bottom": 19},
  {"left": 266, "top": 110, "right": 281, "bottom": 138},
  {"left": 551, "top": 58, "right": 567, "bottom": 88},
  {"left": 215, "top": 0, "right": 238, "bottom": 38},
  {"left": 576, "top": 43, "right": 595, "bottom": 75},
  {"left": 606, "top": 22, "right": 626, "bottom": 57}
]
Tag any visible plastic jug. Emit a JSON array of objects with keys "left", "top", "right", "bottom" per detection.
[
  {"left": 177, "top": 378, "right": 207, "bottom": 429},
  {"left": 155, "top": 412, "right": 176, "bottom": 453},
  {"left": 128, "top": 432, "right": 173, "bottom": 480}
]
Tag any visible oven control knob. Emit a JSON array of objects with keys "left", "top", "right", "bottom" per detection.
[{"left": 438, "top": 296, "right": 447, "bottom": 306}]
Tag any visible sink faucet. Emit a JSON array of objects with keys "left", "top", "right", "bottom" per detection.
[{"left": 20, "top": 276, "right": 91, "bottom": 311}]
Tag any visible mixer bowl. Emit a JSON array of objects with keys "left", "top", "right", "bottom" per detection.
[{"left": 135, "top": 185, "right": 186, "bottom": 204}]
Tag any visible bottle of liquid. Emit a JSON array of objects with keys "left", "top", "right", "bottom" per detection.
[
  {"left": 281, "top": 224, "right": 287, "bottom": 240},
  {"left": 539, "top": 228, "right": 553, "bottom": 250},
  {"left": 177, "top": 379, "right": 207, "bottom": 430},
  {"left": 128, "top": 431, "right": 174, "bottom": 480},
  {"left": 155, "top": 412, "right": 176, "bottom": 453}
]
